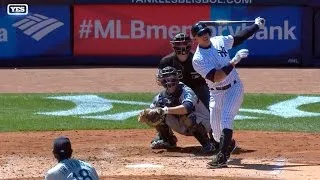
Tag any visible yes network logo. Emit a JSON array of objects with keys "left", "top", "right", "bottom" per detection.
[{"left": 7, "top": 4, "right": 28, "bottom": 15}]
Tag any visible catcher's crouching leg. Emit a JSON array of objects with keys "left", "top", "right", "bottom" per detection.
[
  {"left": 151, "top": 123, "right": 177, "bottom": 149},
  {"left": 187, "top": 115, "right": 216, "bottom": 154}
]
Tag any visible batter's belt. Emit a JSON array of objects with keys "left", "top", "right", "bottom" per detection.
[{"left": 210, "top": 80, "right": 237, "bottom": 91}]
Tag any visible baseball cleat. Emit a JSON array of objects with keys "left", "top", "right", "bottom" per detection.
[
  {"left": 150, "top": 140, "right": 176, "bottom": 149},
  {"left": 207, "top": 152, "right": 228, "bottom": 169},
  {"left": 200, "top": 142, "right": 217, "bottom": 154},
  {"left": 226, "top": 139, "right": 237, "bottom": 160}
]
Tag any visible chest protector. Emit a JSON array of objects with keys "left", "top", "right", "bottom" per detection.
[{"left": 158, "top": 88, "right": 182, "bottom": 108}]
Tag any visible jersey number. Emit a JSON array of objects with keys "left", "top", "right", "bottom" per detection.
[{"left": 72, "top": 169, "right": 92, "bottom": 180}]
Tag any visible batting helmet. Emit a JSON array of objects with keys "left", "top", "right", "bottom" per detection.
[
  {"left": 157, "top": 66, "right": 180, "bottom": 93},
  {"left": 191, "top": 22, "right": 212, "bottom": 37},
  {"left": 170, "top": 33, "right": 192, "bottom": 55}
]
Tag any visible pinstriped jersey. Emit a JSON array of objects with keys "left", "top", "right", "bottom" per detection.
[
  {"left": 192, "top": 35, "right": 240, "bottom": 89},
  {"left": 45, "top": 158, "right": 99, "bottom": 180}
]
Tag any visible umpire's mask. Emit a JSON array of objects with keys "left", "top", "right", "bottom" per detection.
[
  {"left": 170, "top": 33, "right": 192, "bottom": 55},
  {"left": 157, "top": 66, "right": 179, "bottom": 94}
]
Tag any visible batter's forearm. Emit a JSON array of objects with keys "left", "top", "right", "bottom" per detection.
[
  {"left": 206, "top": 63, "right": 234, "bottom": 83},
  {"left": 212, "top": 70, "right": 228, "bottom": 82},
  {"left": 232, "top": 24, "right": 259, "bottom": 47}
]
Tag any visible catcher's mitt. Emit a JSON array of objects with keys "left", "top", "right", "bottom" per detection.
[{"left": 138, "top": 108, "right": 166, "bottom": 127}]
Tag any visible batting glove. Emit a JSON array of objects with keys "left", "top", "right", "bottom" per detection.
[
  {"left": 255, "top": 17, "right": 265, "bottom": 29},
  {"left": 230, "top": 49, "right": 249, "bottom": 65}
]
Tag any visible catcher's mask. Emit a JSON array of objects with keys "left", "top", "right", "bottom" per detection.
[
  {"left": 157, "top": 66, "right": 179, "bottom": 93},
  {"left": 170, "top": 33, "right": 192, "bottom": 55}
]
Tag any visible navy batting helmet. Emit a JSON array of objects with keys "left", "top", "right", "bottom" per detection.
[
  {"left": 170, "top": 33, "right": 192, "bottom": 55},
  {"left": 191, "top": 22, "right": 212, "bottom": 37}
]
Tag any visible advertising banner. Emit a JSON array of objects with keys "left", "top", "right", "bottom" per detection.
[
  {"left": 0, "top": 5, "right": 71, "bottom": 58},
  {"left": 74, "top": 0, "right": 307, "bottom": 6},
  {"left": 73, "top": 4, "right": 209, "bottom": 56},
  {"left": 74, "top": 0, "right": 254, "bottom": 5},
  {"left": 210, "top": 6, "right": 302, "bottom": 60}
]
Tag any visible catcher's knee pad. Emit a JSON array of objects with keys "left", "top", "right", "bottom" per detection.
[
  {"left": 187, "top": 114, "right": 208, "bottom": 134},
  {"left": 191, "top": 122, "right": 212, "bottom": 148},
  {"left": 181, "top": 114, "right": 197, "bottom": 128},
  {"left": 155, "top": 124, "right": 177, "bottom": 145}
]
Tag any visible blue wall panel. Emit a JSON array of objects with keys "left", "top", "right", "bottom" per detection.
[
  {"left": 210, "top": 6, "right": 302, "bottom": 65},
  {"left": 0, "top": 5, "right": 71, "bottom": 58}
]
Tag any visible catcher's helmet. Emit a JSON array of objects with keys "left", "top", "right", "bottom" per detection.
[
  {"left": 157, "top": 66, "right": 180, "bottom": 92},
  {"left": 191, "top": 22, "right": 212, "bottom": 37},
  {"left": 170, "top": 33, "right": 192, "bottom": 55}
]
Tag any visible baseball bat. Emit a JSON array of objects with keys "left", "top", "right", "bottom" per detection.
[{"left": 199, "top": 20, "right": 255, "bottom": 26}]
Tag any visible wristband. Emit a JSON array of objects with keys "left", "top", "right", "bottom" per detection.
[
  {"left": 230, "top": 57, "right": 239, "bottom": 65},
  {"left": 162, "top": 106, "right": 169, "bottom": 114}
]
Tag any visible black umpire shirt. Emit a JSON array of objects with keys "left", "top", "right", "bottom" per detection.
[{"left": 158, "top": 52, "right": 207, "bottom": 90}]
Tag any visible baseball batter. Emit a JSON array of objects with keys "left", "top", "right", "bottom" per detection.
[
  {"left": 191, "top": 17, "right": 265, "bottom": 168},
  {"left": 45, "top": 136, "right": 99, "bottom": 180},
  {"left": 150, "top": 66, "right": 214, "bottom": 153}
]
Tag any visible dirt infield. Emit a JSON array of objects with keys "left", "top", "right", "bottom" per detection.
[{"left": 0, "top": 68, "right": 319, "bottom": 180}]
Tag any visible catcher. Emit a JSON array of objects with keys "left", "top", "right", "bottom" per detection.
[{"left": 138, "top": 66, "right": 215, "bottom": 153}]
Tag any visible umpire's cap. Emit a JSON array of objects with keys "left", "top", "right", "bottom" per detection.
[
  {"left": 191, "top": 22, "right": 211, "bottom": 37},
  {"left": 53, "top": 136, "right": 72, "bottom": 155}
]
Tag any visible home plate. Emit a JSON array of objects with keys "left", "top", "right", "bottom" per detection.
[{"left": 126, "top": 163, "right": 164, "bottom": 169}]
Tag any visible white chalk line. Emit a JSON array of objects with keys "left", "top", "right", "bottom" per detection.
[{"left": 270, "top": 158, "right": 286, "bottom": 175}]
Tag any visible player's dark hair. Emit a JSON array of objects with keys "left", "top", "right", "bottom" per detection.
[
  {"left": 54, "top": 150, "right": 73, "bottom": 162},
  {"left": 52, "top": 136, "right": 73, "bottom": 162}
]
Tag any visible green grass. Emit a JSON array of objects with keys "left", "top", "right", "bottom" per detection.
[
  {"left": 0, "top": 93, "right": 319, "bottom": 132},
  {"left": 236, "top": 94, "right": 320, "bottom": 132}
]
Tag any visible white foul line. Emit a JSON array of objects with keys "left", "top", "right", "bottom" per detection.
[{"left": 270, "top": 158, "right": 286, "bottom": 175}]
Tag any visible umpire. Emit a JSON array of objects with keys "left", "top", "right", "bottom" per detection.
[{"left": 158, "top": 32, "right": 210, "bottom": 109}]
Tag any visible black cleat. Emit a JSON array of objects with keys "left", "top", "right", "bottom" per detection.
[{"left": 226, "top": 139, "right": 237, "bottom": 160}]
